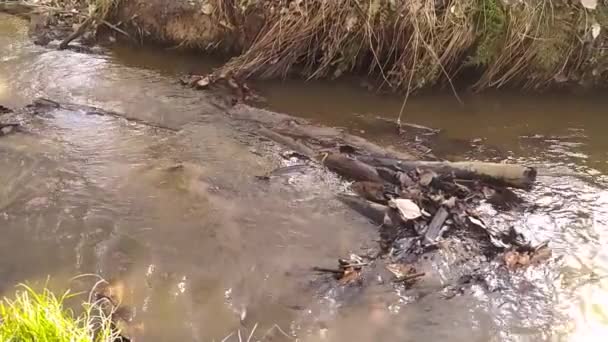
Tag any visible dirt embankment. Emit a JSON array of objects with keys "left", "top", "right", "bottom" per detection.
[{"left": 107, "top": 0, "right": 608, "bottom": 93}]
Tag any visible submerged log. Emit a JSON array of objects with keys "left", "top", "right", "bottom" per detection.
[
  {"left": 337, "top": 194, "right": 387, "bottom": 226},
  {"left": 258, "top": 126, "right": 315, "bottom": 159},
  {"left": 356, "top": 156, "right": 537, "bottom": 189},
  {"left": 323, "top": 153, "right": 384, "bottom": 183}
]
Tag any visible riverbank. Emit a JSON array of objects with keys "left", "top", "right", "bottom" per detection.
[{"left": 3, "top": 0, "right": 608, "bottom": 94}]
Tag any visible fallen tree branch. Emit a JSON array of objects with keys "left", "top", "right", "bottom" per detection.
[
  {"left": 394, "top": 272, "right": 426, "bottom": 283},
  {"left": 101, "top": 19, "right": 132, "bottom": 40},
  {"left": 59, "top": 16, "right": 93, "bottom": 50},
  {"left": 355, "top": 156, "right": 537, "bottom": 189}
]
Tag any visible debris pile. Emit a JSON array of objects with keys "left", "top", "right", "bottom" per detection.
[
  {"left": 306, "top": 149, "right": 548, "bottom": 290},
  {"left": 331, "top": 151, "right": 541, "bottom": 253}
]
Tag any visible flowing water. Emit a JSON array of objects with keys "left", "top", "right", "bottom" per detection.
[{"left": 2, "top": 13, "right": 608, "bottom": 342}]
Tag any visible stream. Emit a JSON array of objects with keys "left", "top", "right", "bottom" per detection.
[{"left": 2, "top": 13, "right": 608, "bottom": 342}]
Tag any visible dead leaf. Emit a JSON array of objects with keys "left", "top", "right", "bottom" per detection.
[
  {"left": 195, "top": 76, "right": 211, "bottom": 89},
  {"left": 419, "top": 171, "right": 436, "bottom": 187},
  {"left": 386, "top": 263, "right": 415, "bottom": 279},
  {"left": 201, "top": 3, "right": 214, "bottom": 15},
  {"left": 467, "top": 216, "right": 487, "bottom": 229},
  {"left": 391, "top": 198, "right": 422, "bottom": 221},
  {"left": 592, "top": 22, "right": 601, "bottom": 39},
  {"left": 443, "top": 196, "right": 457, "bottom": 208},
  {"left": 504, "top": 250, "right": 519, "bottom": 270},
  {"left": 580, "top": 0, "right": 597, "bottom": 9},
  {"left": 482, "top": 186, "right": 496, "bottom": 198}
]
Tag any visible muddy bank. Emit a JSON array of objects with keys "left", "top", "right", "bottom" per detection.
[{"left": 5, "top": 0, "right": 608, "bottom": 94}]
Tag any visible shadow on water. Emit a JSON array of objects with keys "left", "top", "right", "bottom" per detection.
[{"left": 2, "top": 13, "right": 608, "bottom": 342}]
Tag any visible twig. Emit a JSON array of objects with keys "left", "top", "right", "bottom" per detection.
[
  {"left": 312, "top": 267, "right": 343, "bottom": 274},
  {"left": 394, "top": 272, "right": 425, "bottom": 283},
  {"left": 101, "top": 19, "right": 133, "bottom": 40},
  {"left": 220, "top": 332, "right": 234, "bottom": 342},
  {"left": 246, "top": 323, "right": 258, "bottom": 342}
]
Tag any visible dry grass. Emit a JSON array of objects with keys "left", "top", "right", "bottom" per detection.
[{"left": 89, "top": 0, "right": 608, "bottom": 92}]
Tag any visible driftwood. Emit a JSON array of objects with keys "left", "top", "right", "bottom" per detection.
[{"left": 355, "top": 156, "right": 537, "bottom": 189}]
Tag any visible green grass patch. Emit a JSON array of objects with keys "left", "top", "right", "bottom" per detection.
[{"left": 0, "top": 284, "right": 118, "bottom": 342}]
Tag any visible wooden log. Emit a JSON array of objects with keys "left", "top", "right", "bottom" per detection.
[
  {"left": 355, "top": 156, "right": 537, "bottom": 189},
  {"left": 323, "top": 153, "right": 383, "bottom": 183},
  {"left": 337, "top": 194, "right": 387, "bottom": 226}
]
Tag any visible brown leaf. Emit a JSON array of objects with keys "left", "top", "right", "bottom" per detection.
[
  {"left": 195, "top": 76, "right": 211, "bottom": 89},
  {"left": 419, "top": 171, "right": 436, "bottom": 187},
  {"left": 339, "top": 267, "right": 361, "bottom": 285},
  {"left": 504, "top": 250, "right": 519, "bottom": 270},
  {"left": 443, "top": 196, "right": 457, "bottom": 208}
]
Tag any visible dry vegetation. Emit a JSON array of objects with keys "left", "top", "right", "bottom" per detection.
[{"left": 86, "top": 0, "right": 608, "bottom": 92}]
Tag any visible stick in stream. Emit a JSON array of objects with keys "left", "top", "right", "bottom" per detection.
[
  {"left": 59, "top": 17, "right": 93, "bottom": 50},
  {"left": 356, "top": 156, "right": 537, "bottom": 189},
  {"left": 394, "top": 272, "right": 426, "bottom": 283}
]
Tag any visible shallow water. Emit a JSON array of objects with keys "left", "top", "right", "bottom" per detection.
[{"left": 2, "top": 13, "right": 608, "bottom": 342}]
